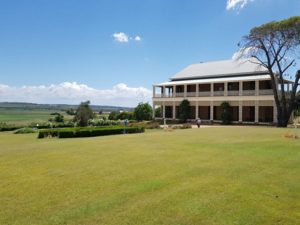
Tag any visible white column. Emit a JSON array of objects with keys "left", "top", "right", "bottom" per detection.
[
  {"left": 173, "top": 85, "right": 176, "bottom": 98},
  {"left": 153, "top": 86, "right": 155, "bottom": 98},
  {"left": 255, "top": 100, "right": 259, "bottom": 123},
  {"left": 210, "top": 83, "right": 214, "bottom": 97},
  {"left": 196, "top": 101, "right": 199, "bottom": 119},
  {"left": 255, "top": 80, "right": 259, "bottom": 96},
  {"left": 224, "top": 82, "right": 227, "bottom": 96},
  {"left": 239, "top": 82, "right": 243, "bottom": 96},
  {"left": 162, "top": 86, "right": 165, "bottom": 98},
  {"left": 184, "top": 84, "right": 187, "bottom": 97},
  {"left": 239, "top": 100, "right": 243, "bottom": 122},
  {"left": 210, "top": 101, "right": 214, "bottom": 121},
  {"left": 196, "top": 84, "right": 199, "bottom": 97},
  {"left": 163, "top": 102, "right": 166, "bottom": 118},
  {"left": 173, "top": 101, "right": 176, "bottom": 119},
  {"left": 287, "top": 83, "right": 290, "bottom": 92},
  {"left": 274, "top": 102, "right": 277, "bottom": 123},
  {"left": 152, "top": 102, "right": 155, "bottom": 118}
]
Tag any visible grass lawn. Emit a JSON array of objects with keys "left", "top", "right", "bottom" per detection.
[{"left": 1, "top": 127, "right": 300, "bottom": 224}]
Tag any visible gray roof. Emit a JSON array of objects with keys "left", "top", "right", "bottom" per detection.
[{"left": 170, "top": 58, "right": 269, "bottom": 81}]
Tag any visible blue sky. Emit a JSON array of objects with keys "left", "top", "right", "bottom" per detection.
[{"left": 0, "top": 0, "right": 299, "bottom": 107}]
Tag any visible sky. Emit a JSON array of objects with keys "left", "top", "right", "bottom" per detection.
[{"left": 0, "top": 0, "right": 299, "bottom": 107}]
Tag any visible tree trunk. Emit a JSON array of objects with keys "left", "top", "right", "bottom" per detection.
[{"left": 277, "top": 111, "right": 289, "bottom": 127}]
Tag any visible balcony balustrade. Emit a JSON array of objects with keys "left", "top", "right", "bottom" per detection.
[
  {"left": 187, "top": 92, "right": 196, "bottom": 97},
  {"left": 153, "top": 88, "right": 275, "bottom": 97},
  {"left": 227, "top": 90, "right": 239, "bottom": 96},
  {"left": 199, "top": 91, "right": 211, "bottom": 97},
  {"left": 176, "top": 92, "right": 184, "bottom": 97},
  {"left": 259, "top": 89, "right": 273, "bottom": 95},
  {"left": 242, "top": 90, "right": 255, "bottom": 96},
  {"left": 213, "top": 91, "right": 224, "bottom": 96}
]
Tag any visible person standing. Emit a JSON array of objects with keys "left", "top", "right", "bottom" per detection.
[
  {"left": 124, "top": 119, "right": 128, "bottom": 126},
  {"left": 197, "top": 118, "right": 201, "bottom": 128}
]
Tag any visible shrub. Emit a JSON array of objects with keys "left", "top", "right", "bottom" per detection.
[
  {"left": 14, "top": 127, "right": 38, "bottom": 134},
  {"left": 50, "top": 112, "right": 61, "bottom": 115},
  {"left": 180, "top": 123, "right": 192, "bottom": 129},
  {"left": 108, "top": 111, "right": 117, "bottom": 120},
  {"left": 116, "top": 111, "right": 134, "bottom": 120},
  {"left": 220, "top": 101, "right": 232, "bottom": 125},
  {"left": 145, "top": 122, "right": 160, "bottom": 129},
  {"left": 178, "top": 99, "right": 190, "bottom": 122},
  {"left": 55, "top": 114, "right": 64, "bottom": 122},
  {"left": 170, "top": 124, "right": 192, "bottom": 129},
  {"left": 66, "top": 108, "right": 75, "bottom": 115}
]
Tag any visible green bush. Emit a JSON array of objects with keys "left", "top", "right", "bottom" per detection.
[
  {"left": 220, "top": 101, "right": 232, "bottom": 125},
  {"left": 50, "top": 112, "right": 61, "bottom": 115},
  {"left": 116, "top": 111, "right": 134, "bottom": 120},
  {"left": 55, "top": 114, "right": 64, "bottom": 122},
  {"left": 108, "top": 111, "right": 117, "bottom": 120},
  {"left": 38, "top": 125, "right": 145, "bottom": 139},
  {"left": 14, "top": 127, "right": 38, "bottom": 134}
]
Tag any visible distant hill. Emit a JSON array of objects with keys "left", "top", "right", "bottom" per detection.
[{"left": 0, "top": 102, "right": 134, "bottom": 112}]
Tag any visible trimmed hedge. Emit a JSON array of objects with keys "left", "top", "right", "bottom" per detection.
[
  {"left": 0, "top": 125, "right": 24, "bottom": 131},
  {"left": 38, "top": 125, "right": 145, "bottom": 139}
]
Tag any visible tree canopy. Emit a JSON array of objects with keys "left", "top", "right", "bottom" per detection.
[
  {"left": 178, "top": 99, "right": 190, "bottom": 122},
  {"left": 236, "top": 16, "right": 300, "bottom": 127},
  {"left": 74, "top": 100, "right": 96, "bottom": 127},
  {"left": 133, "top": 102, "right": 152, "bottom": 121},
  {"left": 155, "top": 106, "right": 161, "bottom": 117}
]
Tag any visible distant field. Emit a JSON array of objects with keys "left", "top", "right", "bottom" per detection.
[
  {"left": 0, "top": 110, "right": 74, "bottom": 125},
  {"left": 0, "top": 103, "right": 120, "bottom": 125},
  {"left": 1, "top": 127, "right": 300, "bottom": 224}
]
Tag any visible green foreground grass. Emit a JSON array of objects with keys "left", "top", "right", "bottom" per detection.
[{"left": 1, "top": 127, "right": 300, "bottom": 224}]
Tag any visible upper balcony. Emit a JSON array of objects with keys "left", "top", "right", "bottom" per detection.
[{"left": 153, "top": 80, "right": 288, "bottom": 98}]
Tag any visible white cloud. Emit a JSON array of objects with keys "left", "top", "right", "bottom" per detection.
[
  {"left": 232, "top": 46, "right": 258, "bottom": 59},
  {"left": 112, "top": 32, "right": 129, "bottom": 42},
  {"left": 0, "top": 82, "right": 152, "bottom": 107},
  {"left": 226, "top": 0, "right": 255, "bottom": 10},
  {"left": 135, "top": 36, "right": 141, "bottom": 41}
]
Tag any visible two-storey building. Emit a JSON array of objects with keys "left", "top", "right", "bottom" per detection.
[{"left": 152, "top": 58, "right": 293, "bottom": 124}]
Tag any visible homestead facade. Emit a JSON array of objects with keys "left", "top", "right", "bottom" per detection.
[{"left": 152, "top": 58, "right": 293, "bottom": 124}]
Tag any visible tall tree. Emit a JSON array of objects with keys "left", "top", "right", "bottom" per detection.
[
  {"left": 178, "top": 99, "right": 190, "bottom": 122},
  {"left": 74, "top": 100, "right": 96, "bottom": 126},
  {"left": 236, "top": 16, "right": 300, "bottom": 127},
  {"left": 133, "top": 102, "right": 152, "bottom": 121}
]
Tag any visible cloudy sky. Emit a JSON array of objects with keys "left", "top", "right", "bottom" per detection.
[{"left": 0, "top": 0, "right": 299, "bottom": 107}]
